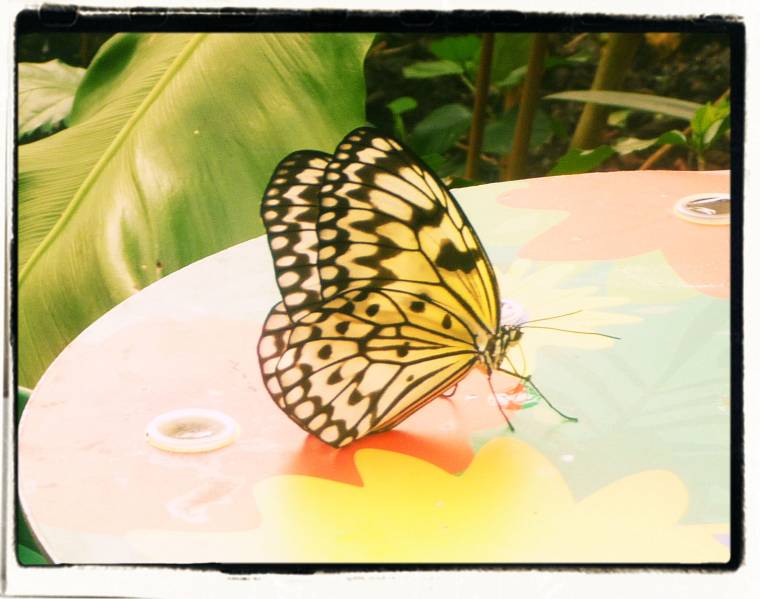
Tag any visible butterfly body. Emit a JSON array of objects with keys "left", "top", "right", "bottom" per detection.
[{"left": 257, "top": 128, "right": 526, "bottom": 448}]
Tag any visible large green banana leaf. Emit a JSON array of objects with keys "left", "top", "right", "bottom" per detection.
[{"left": 18, "top": 32, "right": 373, "bottom": 387}]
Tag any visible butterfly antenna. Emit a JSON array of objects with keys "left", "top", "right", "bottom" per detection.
[
  {"left": 521, "top": 310, "right": 583, "bottom": 324},
  {"left": 487, "top": 374, "right": 515, "bottom": 432},
  {"left": 520, "top": 325, "right": 621, "bottom": 340}
]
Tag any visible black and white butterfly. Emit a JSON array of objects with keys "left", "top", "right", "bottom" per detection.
[{"left": 257, "top": 127, "right": 575, "bottom": 447}]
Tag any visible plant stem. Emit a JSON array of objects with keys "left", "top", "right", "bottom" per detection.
[
  {"left": 639, "top": 88, "right": 730, "bottom": 170},
  {"left": 464, "top": 32, "right": 495, "bottom": 181},
  {"left": 503, "top": 33, "right": 548, "bottom": 181},
  {"left": 570, "top": 33, "right": 643, "bottom": 149}
]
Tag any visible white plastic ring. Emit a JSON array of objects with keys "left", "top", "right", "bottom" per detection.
[
  {"left": 146, "top": 408, "right": 239, "bottom": 453},
  {"left": 673, "top": 193, "right": 730, "bottom": 225}
]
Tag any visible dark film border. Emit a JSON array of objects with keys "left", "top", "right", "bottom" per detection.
[{"left": 10, "top": 5, "right": 745, "bottom": 576}]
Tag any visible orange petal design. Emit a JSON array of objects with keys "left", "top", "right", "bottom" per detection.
[{"left": 498, "top": 171, "right": 730, "bottom": 298}]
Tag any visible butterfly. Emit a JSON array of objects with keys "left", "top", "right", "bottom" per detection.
[{"left": 257, "top": 127, "right": 574, "bottom": 448}]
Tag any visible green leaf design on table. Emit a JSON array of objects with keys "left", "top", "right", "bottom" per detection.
[
  {"left": 607, "top": 251, "right": 700, "bottom": 305},
  {"left": 18, "top": 59, "right": 85, "bottom": 142},
  {"left": 18, "top": 32, "right": 373, "bottom": 387},
  {"left": 545, "top": 90, "right": 701, "bottom": 121},
  {"left": 473, "top": 295, "right": 730, "bottom": 524}
]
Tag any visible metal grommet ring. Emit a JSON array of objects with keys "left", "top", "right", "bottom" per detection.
[{"left": 674, "top": 193, "right": 730, "bottom": 225}]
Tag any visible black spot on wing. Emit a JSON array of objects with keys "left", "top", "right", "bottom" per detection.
[{"left": 435, "top": 239, "right": 477, "bottom": 273}]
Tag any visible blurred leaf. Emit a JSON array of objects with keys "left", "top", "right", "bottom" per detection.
[
  {"left": 549, "top": 145, "right": 615, "bottom": 175},
  {"left": 691, "top": 100, "right": 730, "bottom": 150},
  {"left": 483, "top": 108, "right": 552, "bottom": 154},
  {"left": 445, "top": 176, "right": 479, "bottom": 188},
  {"left": 612, "top": 137, "right": 659, "bottom": 155},
  {"left": 429, "top": 34, "right": 481, "bottom": 63},
  {"left": 496, "top": 53, "right": 592, "bottom": 89},
  {"left": 387, "top": 96, "right": 417, "bottom": 115},
  {"left": 18, "top": 32, "right": 373, "bottom": 387},
  {"left": 546, "top": 52, "right": 593, "bottom": 67},
  {"left": 16, "top": 386, "right": 32, "bottom": 423},
  {"left": 545, "top": 90, "right": 702, "bottom": 121},
  {"left": 420, "top": 152, "right": 446, "bottom": 173},
  {"left": 403, "top": 60, "right": 464, "bottom": 79},
  {"left": 658, "top": 129, "right": 689, "bottom": 146},
  {"left": 18, "top": 59, "right": 85, "bottom": 141},
  {"left": 18, "top": 544, "right": 48, "bottom": 565},
  {"left": 549, "top": 116, "right": 570, "bottom": 142},
  {"left": 17, "top": 384, "right": 50, "bottom": 563},
  {"left": 607, "top": 109, "right": 631, "bottom": 128},
  {"left": 408, "top": 103, "right": 472, "bottom": 155},
  {"left": 494, "top": 65, "right": 527, "bottom": 89},
  {"left": 644, "top": 32, "right": 682, "bottom": 56},
  {"left": 387, "top": 96, "right": 418, "bottom": 140},
  {"left": 490, "top": 33, "right": 532, "bottom": 83},
  {"left": 17, "top": 511, "right": 49, "bottom": 564}
]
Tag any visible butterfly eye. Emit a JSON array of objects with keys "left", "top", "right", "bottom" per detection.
[{"left": 500, "top": 299, "right": 529, "bottom": 326}]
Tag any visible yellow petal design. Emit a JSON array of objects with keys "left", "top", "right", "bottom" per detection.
[
  {"left": 126, "top": 439, "right": 728, "bottom": 563},
  {"left": 497, "top": 259, "right": 640, "bottom": 374}
]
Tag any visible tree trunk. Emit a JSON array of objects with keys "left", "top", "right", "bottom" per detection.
[
  {"left": 570, "top": 33, "right": 643, "bottom": 150},
  {"left": 503, "top": 33, "right": 548, "bottom": 181},
  {"left": 465, "top": 33, "right": 495, "bottom": 181}
]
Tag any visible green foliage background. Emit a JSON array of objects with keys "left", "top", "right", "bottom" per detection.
[{"left": 18, "top": 32, "right": 373, "bottom": 388}]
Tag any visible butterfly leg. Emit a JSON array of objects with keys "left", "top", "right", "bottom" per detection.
[
  {"left": 486, "top": 374, "right": 515, "bottom": 432},
  {"left": 441, "top": 384, "right": 458, "bottom": 399},
  {"left": 496, "top": 369, "right": 578, "bottom": 422}
]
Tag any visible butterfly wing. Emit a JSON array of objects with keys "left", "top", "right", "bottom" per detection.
[
  {"left": 258, "top": 289, "right": 478, "bottom": 447},
  {"left": 258, "top": 128, "right": 501, "bottom": 446},
  {"left": 315, "top": 128, "right": 500, "bottom": 350},
  {"left": 260, "top": 151, "right": 329, "bottom": 322}
]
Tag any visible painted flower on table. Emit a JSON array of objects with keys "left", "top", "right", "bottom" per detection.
[
  {"left": 498, "top": 171, "right": 729, "bottom": 298},
  {"left": 270, "top": 258, "right": 638, "bottom": 485},
  {"left": 125, "top": 438, "right": 729, "bottom": 563},
  {"left": 495, "top": 258, "right": 638, "bottom": 377}
]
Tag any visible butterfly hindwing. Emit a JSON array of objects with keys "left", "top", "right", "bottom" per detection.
[
  {"left": 258, "top": 289, "right": 478, "bottom": 447},
  {"left": 258, "top": 302, "right": 293, "bottom": 409},
  {"left": 315, "top": 128, "right": 500, "bottom": 349},
  {"left": 260, "top": 151, "right": 330, "bottom": 321}
]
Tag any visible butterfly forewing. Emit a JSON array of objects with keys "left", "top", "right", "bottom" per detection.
[
  {"left": 315, "top": 128, "right": 500, "bottom": 346},
  {"left": 260, "top": 151, "right": 330, "bottom": 321}
]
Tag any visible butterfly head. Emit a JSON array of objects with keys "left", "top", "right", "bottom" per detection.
[
  {"left": 482, "top": 299, "right": 529, "bottom": 372},
  {"left": 488, "top": 324, "right": 524, "bottom": 371}
]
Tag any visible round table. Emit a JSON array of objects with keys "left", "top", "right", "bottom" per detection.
[{"left": 19, "top": 170, "right": 732, "bottom": 564}]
